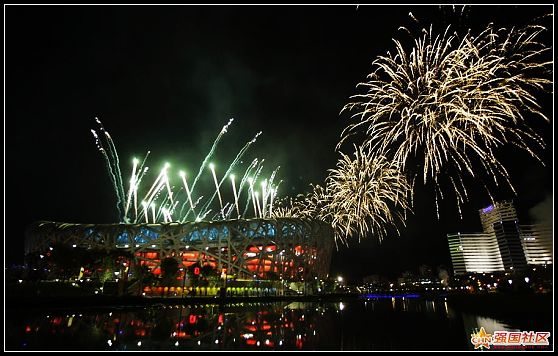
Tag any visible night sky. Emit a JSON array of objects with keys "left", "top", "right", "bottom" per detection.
[{"left": 5, "top": 5, "right": 553, "bottom": 282}]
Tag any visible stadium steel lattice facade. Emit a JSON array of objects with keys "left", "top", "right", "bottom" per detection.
[{"left": 25, "top": 218, "right": 334, "bottom": 283}]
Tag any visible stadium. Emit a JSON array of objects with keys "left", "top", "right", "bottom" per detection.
[{"left": 24, "top": 218, "right": 334, "bottom": 295}]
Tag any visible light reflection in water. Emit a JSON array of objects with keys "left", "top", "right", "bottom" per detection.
[
  {"left": 462, "top": 313, "right": 520, "bottom": 350},
  {"left": 10, "top": 302, "right": 327, "bottom": 351},
  {"left": 6, "top": 298, "right": 548, "bottom": 351}
]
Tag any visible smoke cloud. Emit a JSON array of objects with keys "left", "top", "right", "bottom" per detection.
[{"left": 529, "top": 193, "right": 553, "bottom": 226}]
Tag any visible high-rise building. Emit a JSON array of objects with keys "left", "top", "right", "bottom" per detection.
[
  {"left": 447, "top": 200, "right": 552, "bottom": 275},
  {"left": 479, "top": 201, "right": 518, "bottom": 235},
  {"left": 520, "top": 224, "right": 553, "bottom": 265},
  {"left": 493, "top": 220, "right": 527, "bottom": 271},
  {"left": 447, "top": 232, "right": 504, "bottom": 275}
]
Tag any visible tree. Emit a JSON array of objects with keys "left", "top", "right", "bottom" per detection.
[
  {"left": 48, "top": 244, "right": 81, "bottom": 281},
  {"left": 160, "top": 257, "right": 179, "bottom": 291},
  {"left": 133, "top": 264, "right": 153, "bottom": 296}
]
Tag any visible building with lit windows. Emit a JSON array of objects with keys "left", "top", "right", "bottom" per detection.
[
  {"left": 447, "top": 201, "right": 553, "bottom": 275},
  {"left": 520, "top": 224, "right": 553, "bottom": 265},
  {"left": 447, "top": 232, "right": 504, "bottom": 275},
  {"left": 479, "top": 200, "right": 518, "bottom": 235}
]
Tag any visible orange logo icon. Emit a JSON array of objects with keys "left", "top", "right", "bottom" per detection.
[{"left": 471, "top": 327, "right": 492, "bottom": 350}]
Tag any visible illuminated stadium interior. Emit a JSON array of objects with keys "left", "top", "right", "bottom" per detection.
[{"left": 25, "top": 218, "right": 334, "bottom": 290}]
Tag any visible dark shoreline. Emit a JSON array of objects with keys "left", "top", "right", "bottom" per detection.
[
  {"left": 6, "top": 292, "right": 552, "bottom": 313},
  {"left": 6, "top": 293, "right": 362, "bottom": 311}
]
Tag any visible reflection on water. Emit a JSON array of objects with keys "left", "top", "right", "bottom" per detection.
[
  {"left": 462, "top": 314, "right": 519, "bottom": 351},
  {"left": 5, "top": 297, "right": 551, "bottom": 351},
  {"left": 465, "top": 315, "right": 517, "bottom": 334},
  {"left": 8, "top": 302, "right": 326, "bottom": 351}
]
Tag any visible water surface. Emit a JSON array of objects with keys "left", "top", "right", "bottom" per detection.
[{"left": 6, "top": 296, "right": 552, "bottom": 351}]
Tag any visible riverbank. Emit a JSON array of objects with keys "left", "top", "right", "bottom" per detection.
[
  {"left": 6, "top": 290, "right": 552, "bottom": 313},
  {"left": 6, "top": 293, "right": 362, "bottom": 311}
]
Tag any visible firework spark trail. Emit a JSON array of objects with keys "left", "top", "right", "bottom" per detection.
[
  {"left": 148, "top": 185, "right": 165, "bottom": 215},
  {"left": 254, "top": 191, "right": 262, "bottom": 218},
  {"left": 176, "top": 119, "right": 234, "bottom": 220},
  {"left": 273, "top": 179, "right": 284, "bottom": 215},
  {"left": 179, "top": 171, "right": 196, "bottom": 221},
  {"left": 273, "top": 185, "right": 324, "bottom": 221},
  {"left": 161, "top": 207, "right": 170, "bottom": 223},
  {"left": 208, "top": 163, "right": 225, "bottom": 219},
  {"left": 124, "top": 158, "right": 138, "bottom": 221},
  {"left": 216, "top": 202, "right": 233, "bottom": 220},
  {"left": 143, "top": 164, "right": 168, "bottom": 201},
  {"left": 273, "top": 147, "right": 412, "bottom": 244},
  {"left": 240, "top": 160, "right": 263, "bottom": 218},
  {"left": 94, "top": 116, "right": 127, "bottom": 220},
  {"left": 177, "top": 170, "right": 192, "bottom": 220},
  {"left": 141, "top": 201, "right": 149, "bottom": 223},
  {"left": 267, "top": 167, "right": 280, "bottom": 189},
  {"left": 189, "top": 118, "right": 234, "bottom": 196},
  {"left": 142, "top": 179, "right": 166, "bottom": 220},
  {"left": 339, "top": 19, "right": 551, "bottom": 215},
  {"left": 132, "top": 152, "right": 150, "bottom": 222},
  {"left": 151, "top": 203, "right": 156, "bottom": 223},
  {"left": 250, "top": 164, "right": 266, "bottom": 193},
  {"left": 140, "top": 165, "right": 168, "bottom": 218},
  {"left": 198, "top": 131, "right": 263, "bottom": 219},
  {"left": 197, "top": 208, "right": 211, "bottom": 221},
  {"left": 191, "top": 196, "right": 204, "bottom": 219},
  {"left": 247, "top": 178, "right": 257, "bottom": 218},
  {"left": 270, "top": 199, "right": 290, "bottom": 218},
  {"left": 158, "top": 197, "right": 180, "bottom": 222},
  {"left": 164, "top": 174, "right": 174, "bottom": 206},
  {"left": 326, "top": 148, "right": 411, "bottom": 242},
  {"left": 243, "top": 162, "right": 266, "bottom": 218},
  {"left": 237, "top": 158, "right": 259, "bottom": 203},
  {"left": 170, "top": 199, "right": 180, "bottom": 215},
  {"left": 261, "top": 179, "right": 268, "bottom": 217},
  {"left": 265, "top": 167, "right": 281, "bottom": 217},
  {"left": 230, "top": 174, "right": 240, "bottom": 218},
  {"left": 223, "top": 202, "right": 236, "bottom": 220},
  {"left": 268, "top": 187, "right": 276, "bottom": 218},
  {"left": 93, "top": 118, "right": 282, "bottom": 224},
  {"left": 91, "top": 129, "right": 122, "bottom": 218},
  {"left": 155, "top": 186, "right": 181, "bottom": 222},
  {"left": 104, "top": 131, "right": 127, "bottom": 220},
  {"left": 132, "top": 166, "right": 150, "bottom": 222},
  {"left": 182, "top": 196, "right": 204, "bottom": 222}
]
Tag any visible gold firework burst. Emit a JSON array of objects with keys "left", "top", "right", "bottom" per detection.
[
  {"left": 340, "top": 21, "right": 551, "bottom": 217},
  {"left": 273, "top": 147, "right": 412, "bottom": 245}
]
